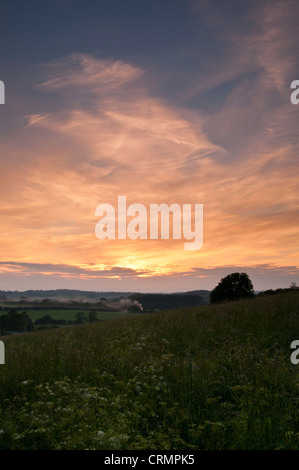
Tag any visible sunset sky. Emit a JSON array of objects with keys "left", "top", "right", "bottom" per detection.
[{"left": 0, "top": 0, "right": 298, "bottom": 292}]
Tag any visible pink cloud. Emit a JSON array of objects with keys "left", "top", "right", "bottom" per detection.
[{"left": 0, "top": 47, "right": 298, "bottom": 290}]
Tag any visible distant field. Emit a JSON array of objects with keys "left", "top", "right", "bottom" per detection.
[
  {"left": 0, "top": 307, "right": 139, "bottom": 323},
  {"left": 0, "top": 292, "right": 298, "bottom": 450}
]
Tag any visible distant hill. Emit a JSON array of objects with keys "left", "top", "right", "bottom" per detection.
[
  {"left": 183, "top": 290, "right": 210, "bottom": 302},
  {"left": 129, "top": 292, "right": 207, "bottom": 311},
  {"left": 0, "top": 288, "right": 211, "bottom": 305},
  {"left": 182, "top": 290, "right": 210, "bottom": 295},
  {"left": 0, "top": 289, "right": 133, "bottom": 302}
]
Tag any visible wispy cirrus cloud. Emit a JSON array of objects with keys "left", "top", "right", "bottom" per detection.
[
  {"left": 0, "top": 0, "right": 298, "bottom": 291},
  {"left": 35, "top": 52, "right": 143, "bottom": 92},
  {"left": 0, "top": 261, "right": 150, "bottom": 278},
  {"left": 189, "top": 0, "right": 298, "bottom": 96},
  {"left": 0, "top": 261, "right": 297, "bottom": 292}
]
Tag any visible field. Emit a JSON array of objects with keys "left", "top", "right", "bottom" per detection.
[
  {"left": 0, "top": 292, "right": 298, "bottom": 450},
  {"left": 0, "top": 306, "right": 138, "bottom": 324}
]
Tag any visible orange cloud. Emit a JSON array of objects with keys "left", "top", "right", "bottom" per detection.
[{"left": 0, "top": 43, "right": 298, "bottom": 290}]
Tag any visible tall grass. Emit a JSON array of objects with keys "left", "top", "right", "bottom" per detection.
[{"left": 0, "top": 292, "right": 298, "bottom": 449}]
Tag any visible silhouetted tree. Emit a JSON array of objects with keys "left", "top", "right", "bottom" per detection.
[
  {"left": 88, "top": 311, "right": 97, "bottom": 323},
  {"left": 210, "top": 272, "right": 255, "bottom": 304},
  {"left": 1, "top": 310, "right": 33, "bottom": 332},
  {"left": 75, "top": 312, "right": 87, "bottom": 324},
  {"left": 34, "top": 315, "right": 56, "bottom": 325}
]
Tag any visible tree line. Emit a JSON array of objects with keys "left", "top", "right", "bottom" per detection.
[{"left": 0, "top": 310, "right": 101, "bottom": 334}]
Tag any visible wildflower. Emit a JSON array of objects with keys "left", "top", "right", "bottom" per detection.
[{"left": 108, "top": 436, "right": 121, "bottom": 447}]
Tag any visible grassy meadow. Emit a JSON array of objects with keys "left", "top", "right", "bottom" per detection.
[{"left": 0, "top": 292, "right": 298, "bottom": 450}]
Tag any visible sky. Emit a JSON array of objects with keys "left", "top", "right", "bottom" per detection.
[{"left": 0, "top": 0, "right": 298, "bottom": 292}]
